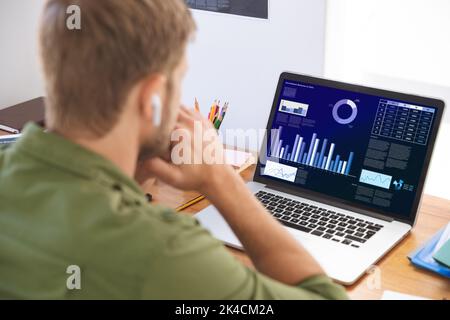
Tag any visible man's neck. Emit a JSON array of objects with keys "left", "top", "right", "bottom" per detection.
[{"left": 53, "top": 127, "right": 139, "bottom": 179}]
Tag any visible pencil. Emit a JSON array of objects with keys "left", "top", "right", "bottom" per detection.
[
  {"left": 194, "top": 97, "right": 200, "bottom": 112},
  {"left": 0, "top": 124, "right": 20, "bottom": 134},
  {"left": 216, "top": 102, "right": 228, "bottom": 129},
  {"left": 176, "top": 194, "right": 206, "bottom": 212},
  {"left": 214, "top": 118, "right": 221, "bottom": 129}
]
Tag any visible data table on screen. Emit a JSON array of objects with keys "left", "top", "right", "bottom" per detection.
[{"left": 371, "top": 100, "right": 435, "bottom": 145}]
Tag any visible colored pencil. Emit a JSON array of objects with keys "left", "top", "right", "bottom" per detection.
[
  {"left": 194, "top": 97, "right": 200, "bottom": 112},
  {"left": 176, "top": 195, "right": 206, "bottom": 212}
]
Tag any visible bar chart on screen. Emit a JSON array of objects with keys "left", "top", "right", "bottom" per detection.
[
  {"left": 279, "top": 99, "right": 309, "bottom": 117},
  {"left": 270, "top": 126, "right": 356, "bottom": 177}
]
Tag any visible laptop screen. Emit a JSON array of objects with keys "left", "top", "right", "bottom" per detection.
[{"left": 257, "top": 75, "right": 442, "bottom": 220}]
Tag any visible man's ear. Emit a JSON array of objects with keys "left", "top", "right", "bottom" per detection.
[
  {"left": 139, "top": 74, "right": 167, "bottom": 127},
  {"left": 151, "top": 95, "right": 162, "bottom": 127}
]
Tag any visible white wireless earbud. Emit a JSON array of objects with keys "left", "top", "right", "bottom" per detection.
[{"left": 151, "top": 95, "right": 162, "bottom": 127}]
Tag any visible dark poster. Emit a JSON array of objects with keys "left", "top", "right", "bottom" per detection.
[{"left": 186, "top": 0, "right": 269, "bottom": 19}]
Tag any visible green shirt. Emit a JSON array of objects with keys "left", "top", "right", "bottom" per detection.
[{"left": 0, "top": 124, "right": 348, "bottom": 300}]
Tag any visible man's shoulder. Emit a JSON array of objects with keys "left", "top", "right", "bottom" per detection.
[
  {"left": 69, "top": 181, "right": 204, "bottom": 245},
  {"left": 0, "top": 143, "right": 12, "bottom": 167},
  {"left": 117, "top": 204, "right": 203, "bottom": 247}
]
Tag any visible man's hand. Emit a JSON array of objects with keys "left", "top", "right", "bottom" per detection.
[
  {"left": 143, "top": 107, "right": 326, "bottom": 286},
  {"left": 142, "top": 107, "right": 237, "bottom": 195}
]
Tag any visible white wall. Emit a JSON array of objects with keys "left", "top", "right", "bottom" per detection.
[
  {"left": 325, "top": 0, "right": 450, "bottom": 122},
  {"left": 183, "top": 0, "right": 327, "bottom": 150},
  {"left": 325, "top": 0, "right": 450, "bottom": 200},
  {"left": 0, "top": 1, "right": 327, "bottom": 131},
  {"left": 0, "top": 0, "right": 46, "bottom": 109}
]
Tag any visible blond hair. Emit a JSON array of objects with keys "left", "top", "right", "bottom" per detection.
[{"left": 40, "top": 0, "right": 195, "bottom": 137}]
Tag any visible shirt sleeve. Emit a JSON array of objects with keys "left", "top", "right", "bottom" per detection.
[{"left": 141, "top": 210, "right": 348, "bottom": 300}]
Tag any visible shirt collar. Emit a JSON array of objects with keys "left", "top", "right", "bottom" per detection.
[{"left": 14, "top": 123, "right": 145, "bottom": 197}]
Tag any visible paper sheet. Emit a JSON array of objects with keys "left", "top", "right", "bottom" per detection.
[
  {"left": 381, "top": 290, "right": 429, "bottom": 300},
  {"left": 224, "top": 149, "right": 255, "bottom": 168}
]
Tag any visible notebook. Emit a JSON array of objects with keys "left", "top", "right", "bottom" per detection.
[
  {"left": 434, "top": 241, "right": 450, "bottom": 267},
  {"left": 0, "top": 134, "right": 22, "bottom": 146},
  {"left": 433, "top": 223, "right": 450, "bottom": 267},
  {"left": 408, "top": 225, "right": 450, "bottom": 278}
]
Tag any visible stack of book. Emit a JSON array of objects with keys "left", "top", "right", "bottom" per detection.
[
  {"left": 408, "top": 223, "right": 450, "bottom": 278},
  {"left": 0, "top": 134, "right": 21, "bottom": 146}
]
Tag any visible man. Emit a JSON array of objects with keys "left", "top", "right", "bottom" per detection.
[{"left": 0, "top": 0, "right": 347, "bottom": 299}]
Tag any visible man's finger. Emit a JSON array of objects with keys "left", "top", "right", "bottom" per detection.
[{"left": 145, "top": 158, "right": 184, "bottom": 188}]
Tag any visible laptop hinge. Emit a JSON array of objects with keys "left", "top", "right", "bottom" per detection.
[{"left": 356, "top": 210, "right": 394, "bottom": 223}]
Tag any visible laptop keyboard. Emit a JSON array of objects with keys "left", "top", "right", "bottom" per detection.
[{"left": 255, "top": 190, "right": 384, "bottom": 248}]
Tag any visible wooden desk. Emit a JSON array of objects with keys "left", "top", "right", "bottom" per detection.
[
  {"left": 2, "top": 129, "right": 449, "bottom": 299},
  {"left": 144, "top": 165, "right": 450, "bottom": 300}
]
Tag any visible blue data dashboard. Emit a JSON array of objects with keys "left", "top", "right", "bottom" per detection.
[{"left": 262, "top": 80, "right": 437, "bottom": 218}]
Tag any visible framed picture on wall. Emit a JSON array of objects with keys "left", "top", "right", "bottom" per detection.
[{"left": 186, "top": 0, "right": 269, "bottom": 19}]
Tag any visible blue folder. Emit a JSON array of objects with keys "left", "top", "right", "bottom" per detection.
[{"left": 408, "top": 227, "right": 450, "bottom": 278}]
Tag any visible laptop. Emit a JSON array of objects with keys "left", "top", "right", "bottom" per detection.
[{"left": 195, "top": 72, "right": 445, "bottom": 285}]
